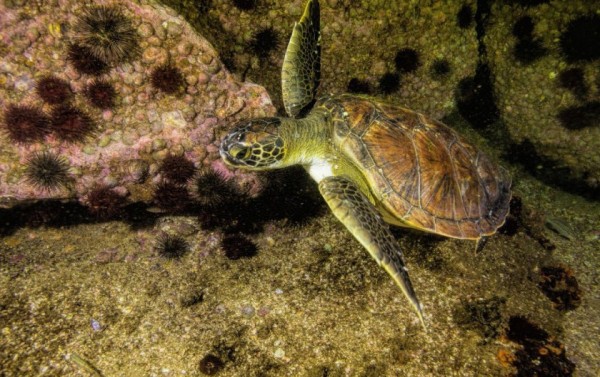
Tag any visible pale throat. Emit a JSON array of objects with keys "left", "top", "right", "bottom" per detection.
[{"left": 280, "top": 112, "right": 334, "bottom": 183}]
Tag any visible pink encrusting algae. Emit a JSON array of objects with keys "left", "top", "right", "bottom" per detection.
[{"left": 0, "top": 0, "right": 275, "bottom": 208}]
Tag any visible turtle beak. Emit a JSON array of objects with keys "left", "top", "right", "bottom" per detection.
[{"left": 220, "top": 134, "right": 251, "bottom": 167}]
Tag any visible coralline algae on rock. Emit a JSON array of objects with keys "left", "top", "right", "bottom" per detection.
[
  {"left": 0, "top": 0, "right": 275, "bottom": 209},
  {"left": 186, "top": 0, "right": 479, "bottom": 120},
  {"left": 485, "top": 1, "right": 600, "bottom": 189}
]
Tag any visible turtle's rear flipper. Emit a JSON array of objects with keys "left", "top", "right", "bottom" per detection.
[
  {"left": 281, "top": 0, "right": 321, "bottom": 118},
  {"left": 319, "top": 176, "right": 426, "bottom": 329}
]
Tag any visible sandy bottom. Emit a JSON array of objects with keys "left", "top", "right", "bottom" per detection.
[{"left": 1, "top": 166, "right": 599, "bottom": 377}]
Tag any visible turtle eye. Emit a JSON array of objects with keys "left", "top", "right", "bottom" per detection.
[{"left": 230, "top": 145, "right": 250, "bottom": 160}]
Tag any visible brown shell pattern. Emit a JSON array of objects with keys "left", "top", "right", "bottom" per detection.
[{"left": 328, "top": 94, "right": 511, "bottom": 240}]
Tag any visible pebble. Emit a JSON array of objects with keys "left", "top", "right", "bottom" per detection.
[
  {"left": 185, "top": 74, "right": 198, "bottom": 86},
  {"left": 241, "top": 305, "right": 255, "bottom": 317},
  {"left": 83, "top": 145, "right": 96, "bottom": 155},
  {"left": 138, "top": 22, "right": 155, "bottom": 38},
  {"left": 98, "top": 136, "right": 111, "bottom": 148},
  {"left": 152, "top": 138, "right": 167, "bottom": 151},
  {"left": 90, "top": 319, "right": 102, "bottom": 331},
  {"left": 161, "top": 110, "right": 187, "bottom": 129},
  {"left": 177, "top": 42, "right": 193, "bottom": 55},
  {"left": 274, "top": 348, "right": 285, "bottom": 359},
  {"left": 197, "top": 72, "right": 209, "bottom": 84},
  {"left": 122, "top": 130, "right": 137, "bottom": 146}
]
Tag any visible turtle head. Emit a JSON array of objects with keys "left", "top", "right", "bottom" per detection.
[{"left": 220, "top": 117, "right": 287, "bottom": 170}]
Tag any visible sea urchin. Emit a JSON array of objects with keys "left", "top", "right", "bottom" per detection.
[
  {"left": 24, "top": 151, "right": 70, "bottom": 191},
  {"left": 2, "top": 104, "right": 50, "bottom": 143},
  {"left": 150, "top": 64, "right": 185, "bottom": 94},
  {"left": 67, "top": 44, "right": 109, "bottom": 75},
  {"left": 192, "top": 170, "right": 237, "bottom": 207},
  {"left": 249, "top": 27, "right": 280, "bottom": 59},
  {"left": 159, "top": 154, "right": 196, "bottom": 184},
  {"left": 222, "top": 234, "right": 258, "bottom": 260},
  {"left": 72, "top": 5, "right": 139, "bottom": 65},
  {"left": 84, "top": 80, "right": 116, "bottom": 109},
  {"left": 155, "top": 233, "right": 189, "bottom": 259},
  {"left": 86, "top": 185, "right": 126, "bottom": 219},
  {"left": 50, "top": 105, "right": 95, "bottom": 143},
  {"left": 36, "top": 76, "right": 72, "bottom": 105}
]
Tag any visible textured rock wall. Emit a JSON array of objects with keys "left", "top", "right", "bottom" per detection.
[{"left": 0, "top": 0, "right": 275, "bottom": 209}]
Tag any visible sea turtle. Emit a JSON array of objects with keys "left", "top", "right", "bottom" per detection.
[{"left": 220, "top": 0, "right": 511, "bottom": 327}]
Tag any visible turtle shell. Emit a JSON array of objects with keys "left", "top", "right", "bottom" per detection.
[{"left": 326, "top": 94, "right": 511, "bottom": 240}]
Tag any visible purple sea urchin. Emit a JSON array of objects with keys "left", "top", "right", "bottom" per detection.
[
  {"left": 457, "top": 5, "right": 473, "bottom": 29},
  {"left": 347, "top": 78, "right": 371, "bottom": 94},
  {"left": 431, "top": 59, "right": 451, "bottom": 78},
  {"left": 155, "top": 233, "right": 189, "bottom": 259},
  {"left": 36, "top": 76, "right": 72, "bottom": 105},
  {"left": 512, "top": 16, "right": 535, "bottom": 39},
  {"left": 72, "top": 5, "right": 139, "bottom": 64},
  {"left": 67, "top": 44, "right": 109, "bottom": 76},
  {"left": 50, "top": 105, "right": 95, "bottom": 142},
  {"left": 150, "top": 64, "right": 184, "bottom": 94},
  {"left": 192, "top": 170, "right": 237, "bottom": 207},
  {"left": 159, "top": 155, "right": 195, "bottom": 184},
  {"left": 378, "top": 72, "right": 400, "bottom": 94},
  {"left": 2, "top": 104, "right": 50, "bottom": 143},
  {"left": 249, "top": 27, "right": 279, "bottom": 59},
  {"left": 84, "top": 80, "right": 116, "bottom": 109},
  {"left": 153, "top": 181, "right": 191, "bottom": 212},
  {"left": 24, "top": 151, "right": 70, "bottom": 191},
  {"left": 394, "top": 48, "right": 420, "bottom": 73},
  {"left": 86, "top": 185, "right": 126, "bottom": 219},
  {"left": 558, "top": 68, "right": 588, "bottom": 100},
  {"left": 198, "top": 354, "right": 224, "bottom": 375}
]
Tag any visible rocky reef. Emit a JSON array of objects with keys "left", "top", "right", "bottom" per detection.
[
  {"left": 486, "top": 1, "right": 599, "bottom": 192},
  {"left": 0, "top": 0, "right": 275, "bottom": 210}
]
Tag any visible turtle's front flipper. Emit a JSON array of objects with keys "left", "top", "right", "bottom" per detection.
[
  {"left": 318, "top": 176, "right": 426, "bottom": 328},
  {"left": 281, "top": 0, "right": 321, "bottom": 118}
]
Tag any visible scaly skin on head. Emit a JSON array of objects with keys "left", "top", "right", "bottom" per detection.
[{"left": 219, "top": 109, "right": 330, "bottom": 171}]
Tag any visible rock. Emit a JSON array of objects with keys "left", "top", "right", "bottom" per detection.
[{"left": 0, "top": 0, "right": 276, "bottom": 209}]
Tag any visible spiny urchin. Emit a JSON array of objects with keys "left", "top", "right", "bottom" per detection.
[
  {"left": 159, "top": 154, "right": 196, "bottom": 184},
  {"left": 67, "top": 44, "right": 109, "bottom": 75},
  {"left": 86, "top": 185, "right": 126, "bottom": 219},
  {"left": 2, "top": 104, "right": 50, "bottom": 143},
  {"left": 192, "top": 170, "right": 237, "bottom": 207},
  {"left": 36, "top": 76, "right": 72, "bottom": 105},
  {"left": 155, "top": 233, "right": 189, "bottom": 259},
  {"left": 249, "top": 27, "right": 280, "bottom": 59},
  {"left": 150, "top": 64, "right": 185, "bottom": 94},
  {"left": 153, "top": 181, "right": 191, "bottom": 212},
  {"left": 84, "top": 80, "right": 116, "bottom": 109},
  {"left": 72, "top": 5, "right": 139, "bottom": 65},
  {"left": 394, "top": 48, "right": 420, "bottom": 73},
  {"left": 378, "top": 72, "right": 400, "bottom": 94},
  {"left": 24, "top": 151, "right": 71, "bottom": 191},
  {"left": 50, "top": 105, "right": 95, "bottom": 143}
]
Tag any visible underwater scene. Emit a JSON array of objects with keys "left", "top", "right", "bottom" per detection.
[{"left": 0, "top": 0, "right": 598, "bottom": 375}]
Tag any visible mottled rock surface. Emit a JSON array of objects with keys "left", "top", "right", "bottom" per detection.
[
  {"left": 163, "top": 0, "right": 479, "bottom": 120},
  {"left": 485, "top": 1, "right": 599, "bottom": 189},
  {"left": 0, "top": 0, "right": 275, "bottom": 208}
]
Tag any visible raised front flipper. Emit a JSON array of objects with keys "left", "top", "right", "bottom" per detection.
[
  {"left": 281, "top": 0, "right": 321, "bottom": 118},
  {"left": 318, "top": 176, "right": 425, "bottom": 328}
]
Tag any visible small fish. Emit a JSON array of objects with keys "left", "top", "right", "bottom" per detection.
[{"left": 545, "top": 217, "right": 575, "bottom": 240}]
